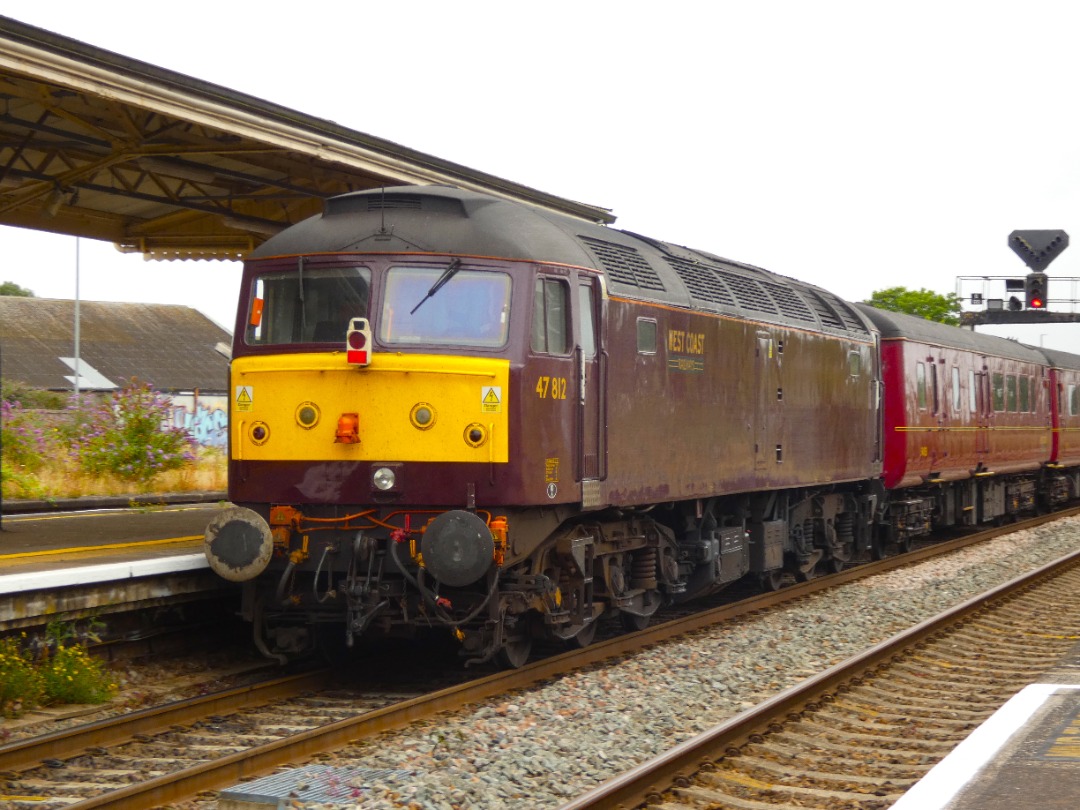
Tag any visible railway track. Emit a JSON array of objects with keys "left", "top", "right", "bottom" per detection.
[
  {"left": 1, "top": 510, "right": 1076, "bottom": 808},
  {"left": 559, "top": 545, "right": 1080, "bottom": 809}
]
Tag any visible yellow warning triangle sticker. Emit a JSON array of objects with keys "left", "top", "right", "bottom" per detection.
[{"left": 483, "top": 388, "right": 500, "bottom": 404}]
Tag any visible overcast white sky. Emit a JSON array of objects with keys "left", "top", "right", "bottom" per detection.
[{"left": 4, "top": 2, "right": 1080, "bottom": 349}]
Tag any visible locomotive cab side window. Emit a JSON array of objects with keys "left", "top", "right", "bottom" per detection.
[
  {"left": 577, "top": 283, "right": 597, "bottom": 359},
  {"left": 532, "top": 278, "right": 570, "bottom": 354},
  {"left": 246, "top": 265, "right": 371, "bottom": 346}
]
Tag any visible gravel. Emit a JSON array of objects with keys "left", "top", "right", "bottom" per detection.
[{"left": 233, "top": 518, "right": 1080, "bottom": 809}]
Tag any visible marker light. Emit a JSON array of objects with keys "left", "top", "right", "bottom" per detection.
[
  {"left": 250, "top": 422, "right": 270, "bottom": 445},
  {"left": 347, "top": 317, "right": 372, "bottom": 366}
]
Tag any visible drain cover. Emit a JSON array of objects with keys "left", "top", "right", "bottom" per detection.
[{"left": 219, "top": 764, "right": 414, "bottom": 808}]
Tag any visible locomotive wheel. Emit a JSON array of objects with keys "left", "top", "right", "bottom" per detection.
[
  {"left": 760, "top": 570, "right": 784, "bottom": 592},
  {"left": 573, "top": 620, "right": 598, "bottom": 648},
  {"left": 621, "top": 612, "right": 651, "bottom": 632},
  {"left": 497, "top": 636, "right": 532, "bottom": 669}
]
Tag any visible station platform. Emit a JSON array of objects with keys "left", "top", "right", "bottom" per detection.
[
  {"left": 0, "top": 500, "right": 236, "bottom": 632},
  {"left": 894, "top": 649, "right": 1080, "bottom": 808}
]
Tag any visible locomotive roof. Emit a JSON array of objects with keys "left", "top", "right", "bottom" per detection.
[
  {"left": 253, "top": 186, "right": 874, "bottom": 341},
  {"left": 853, "top": 303, "right": 1050, "bottom": 364}
]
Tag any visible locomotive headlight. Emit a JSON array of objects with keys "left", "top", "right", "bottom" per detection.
[
  {"left": 410, "top": 402, "right": 437, "bottom": 430},
  {"left": 295, "top": 401, "right": 320, "bottom": 429},
  {"left": 373, "top": 466, "right": 397, "bottom": 491}
]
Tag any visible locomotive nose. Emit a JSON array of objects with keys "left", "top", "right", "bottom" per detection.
[
  {"left": 420, "top": 510, "right": 496, "bottom": 587},
  {"left": 204, "top": 506, "right": 275, "bottom": 582}
]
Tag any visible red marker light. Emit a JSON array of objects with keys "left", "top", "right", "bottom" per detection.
[{"left": 346, "top": 318, "right": 372, "bottom": 366}]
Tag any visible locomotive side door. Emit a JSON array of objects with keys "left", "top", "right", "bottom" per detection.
[
  {"left": 576, "top": 274, "right": 605, "bottom": 508},
  {"left": 754, "top": 330, "right": 775, "bottom": 476}
]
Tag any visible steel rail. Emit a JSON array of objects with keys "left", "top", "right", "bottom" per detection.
[
  {"left": 9, "top": 508, "right": 1078, "bottom": 808},
  {"left": 556, "top": 544, "right": 1080, "bottom": 810},
  {"left": 0, "top": 669, "right": 332, "bottom": 772}
]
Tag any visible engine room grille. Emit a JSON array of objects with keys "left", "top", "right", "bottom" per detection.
[
  {"left": 364, "top": 195, "right": 423, "bottom": 210},
  {"left": 807, "top": 289, "right": 867, "bottom": 333},
  {"left": 580, "top": 237, "right": 666, "bottom": 291},
  {"left": 719, "top": 271, "right": 779, "bottom": 314},
  {"left": 665, "top": 257, "right": 736, "bottom": 307},
  {"left": 759, "top": 279, "right": 817, "bottom": 322}
]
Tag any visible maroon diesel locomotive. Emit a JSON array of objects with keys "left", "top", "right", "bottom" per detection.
[{"left": 203, "top": 185, "right": 1078, "bottom": 667}]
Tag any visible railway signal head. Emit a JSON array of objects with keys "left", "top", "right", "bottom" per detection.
[{"left": 1025, "top": 273, "right": 1048, "bottom": 309}]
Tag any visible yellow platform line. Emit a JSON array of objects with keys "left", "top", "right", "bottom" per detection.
[{"left": 0, "top": 536, "right": 202, "bottom": 562}]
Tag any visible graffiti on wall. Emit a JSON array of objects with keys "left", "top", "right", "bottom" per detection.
[{"left": 170, "top": 394, "right": 228, "bottom": 448}]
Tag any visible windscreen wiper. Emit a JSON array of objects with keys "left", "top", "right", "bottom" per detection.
[{"left": 410, "top": 258, "right": 461, "bottom": 315}]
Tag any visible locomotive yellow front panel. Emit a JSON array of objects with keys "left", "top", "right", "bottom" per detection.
[{"left": 230, "top": 352, "right": 510, "bottom": 463}]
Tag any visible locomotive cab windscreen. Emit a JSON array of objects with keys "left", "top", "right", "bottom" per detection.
[
  {"left": 380, "top": 265, "right": 511, "bottom": 348},
  {"left": 245, "top": 263, "right": 371, "bottom": 346}
]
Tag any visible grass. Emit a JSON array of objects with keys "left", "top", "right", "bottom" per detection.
[{"left": 1, "top": 447, "right": 227, "bottom": 501}]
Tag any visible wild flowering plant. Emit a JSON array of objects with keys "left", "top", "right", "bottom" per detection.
[
  {"left": 0, "top": 398, "right": 49, "bottom": 472},
  {"left": 40, "top": 645, "right": 117, "bottom": 705},
  {"left": 0, "top": 398, "right": 52, "bottom": 498},
  {"left": 0, "top": 636, "right": 45, "bottom": 718},
  {"left": 67, "top": 380, "right": 197, "bottom": 484}
]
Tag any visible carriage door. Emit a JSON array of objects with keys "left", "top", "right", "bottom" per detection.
[
  {"left": 576, "top": 275, "right": 605, "bottom": 508},
  {"left": 976, "top": 362, "right": 991, "bottom": 458}
]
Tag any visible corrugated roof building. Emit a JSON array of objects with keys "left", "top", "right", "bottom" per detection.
[{"left": 0, "top": 296, "right": 230, "bottom": 393}]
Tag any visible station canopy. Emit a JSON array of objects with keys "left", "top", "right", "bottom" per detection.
[{"left": 0, "top": 16, "right": 613, "bottom": 261}]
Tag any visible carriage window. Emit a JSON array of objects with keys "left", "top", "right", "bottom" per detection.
[
  {"left": 1019, "top": 375, "right": 1030, "bottom": 412},
  {"left": 952, "top": 367, "right": 961, "bottom": 412},
  {"left": 1071, "top": 384, "right": 1080, "bottom": 416},
  {"left": 245, "top": 264, "right": 371, "bottom": 346},
  {"left": 380, "top": 266, "right": 511, "bottom": 348},
  {"left": 637, "top": 318, "right": 657, "bottom": 354},
  {"left": 930, "top": 364, "right": 939, "bottom": 413},
  {"left": 1006, "top": 375, "right": 1018, "bottom": 412},
  {"left": 992, "top": 372, "right": 1005, "bottom": 412},
  {"left": 532, "top": 278, "right": 569, "bottom": 354},
  {"left": 969, "top": 370, "right": 977, "bottom": 413},
  {"left": 916, "top": 363, "right": 927, "bottom": 410},
  {"left": 577, "top": 284, "right": 596, "bottom": 359}
]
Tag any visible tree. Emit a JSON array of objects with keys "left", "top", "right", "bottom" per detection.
[
  {"left": 0, "top": 281, "right": 34, "bottom": 297},
  {"left": 864, "top": 286, "right": 962, "bottom": 326}
]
